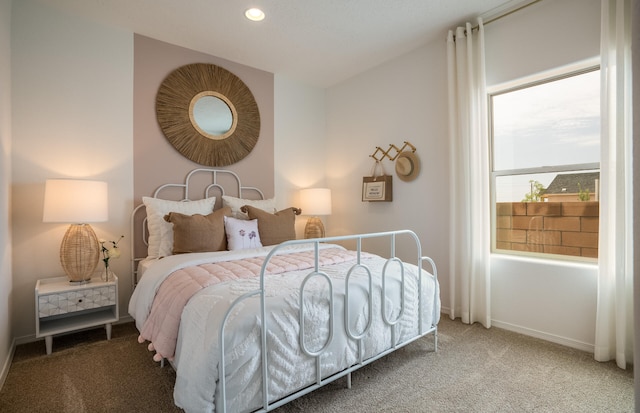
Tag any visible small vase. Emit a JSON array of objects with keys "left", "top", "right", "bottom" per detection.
[{"left": 101, "top": 266, "right": 115, "bottom": 282}]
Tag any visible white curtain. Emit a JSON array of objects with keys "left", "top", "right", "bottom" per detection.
[
  {"left": 594, "top": 0, "right": 633, "bottom": 369},
  {"left": 446, "top": 19, "right": 491, "bottom": 327}
]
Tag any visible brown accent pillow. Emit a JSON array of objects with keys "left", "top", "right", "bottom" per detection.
[
  {"left": 164, "top": 206, "right": 231, "bottom": 254},
  {"left": 241, "top": 205, "right": 298, "bottom": 246}
]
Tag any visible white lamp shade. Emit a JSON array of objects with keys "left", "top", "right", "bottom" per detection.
[
  {"left": 299, "top": 188, "right": 332, "bottom": 216},
  {"left": 43, "top": 179, "right": 108, "bottom": 223}
]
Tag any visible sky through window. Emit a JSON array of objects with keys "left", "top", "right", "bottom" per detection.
[{"left": 492, "top": 69, "right": 600, "bottom": 201}]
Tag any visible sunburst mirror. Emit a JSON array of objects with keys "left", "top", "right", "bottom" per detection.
[{"left": 156, "top": 63, "right": 260, "bottom": 166}]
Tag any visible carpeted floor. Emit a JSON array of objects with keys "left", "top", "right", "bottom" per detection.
[
  {"left": 0, "top": 317, "right": 633, "bottom": 412},
  {"left": 0, "top": 322, "right": 182, "bottom": 413}
]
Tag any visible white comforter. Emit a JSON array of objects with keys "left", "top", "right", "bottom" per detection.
[{"left": 129, "top": 243, "right": 440, "bottom": 413}]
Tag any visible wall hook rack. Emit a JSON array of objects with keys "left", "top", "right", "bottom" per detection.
[{"left": 369, "top": 141, "right": 416, "bottom": 162}]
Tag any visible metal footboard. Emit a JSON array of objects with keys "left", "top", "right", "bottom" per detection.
[{"left": 218, "top": 230, "right": 438, "bottom": 413}]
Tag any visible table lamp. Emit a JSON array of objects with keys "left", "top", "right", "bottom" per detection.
[
  {"left": 43, "top": 179, "right": 108, "bottom": 283},
  {"left": 299, "top": 188, "right": 332, "bottom": 239}
]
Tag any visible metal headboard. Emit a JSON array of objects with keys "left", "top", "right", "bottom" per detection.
[{"left": 130, "top": 168, "right": 265, "bottom": 289}]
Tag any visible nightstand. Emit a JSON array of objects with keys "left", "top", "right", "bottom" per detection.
[{"left": 35, "top": 275, "right": 119, "bottom": 355}]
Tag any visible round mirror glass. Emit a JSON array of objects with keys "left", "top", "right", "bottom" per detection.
[{"left": 191, "top": 95, "right": 234, "bottom": 137}]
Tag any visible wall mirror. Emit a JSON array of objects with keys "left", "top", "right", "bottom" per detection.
[
  {"left": 190, "top": 92, "right": 237, "bottom": 139},
  {"left": 156, "top": 63, "right": 260, "bottom": 166}
]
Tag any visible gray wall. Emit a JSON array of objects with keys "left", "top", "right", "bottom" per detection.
[
  {"left": 632, "top": 0, "right": 639, "bottom": 402},
  {"left": 11, "top": 0, "right": 134, "bottom": 340},
  {"left": 0, "top": 0, "right": 13, "bottom": 388}
]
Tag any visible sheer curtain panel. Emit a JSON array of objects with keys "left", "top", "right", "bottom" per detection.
[
  {"left": 446, "top": 19, "right": 491, "bottom": 327},
  {"left": 594, "top": 0, "right": 633, "bottom": 369}
]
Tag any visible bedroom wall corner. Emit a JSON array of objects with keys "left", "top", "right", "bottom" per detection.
[
  {"left": 0, "top": 0, "right": 14, "bottom": 389},
  {"left": 325, "top": 39, "right": 451, "bottom": 312},
  {"left": 632, "top": 0, "right": 640, "bottom": 401},
  {"left": 10, "top": 0, "right": 134, "bottom": 340},
  {"left": 273, "top": 74, "right": 327, "bottom": 238}
]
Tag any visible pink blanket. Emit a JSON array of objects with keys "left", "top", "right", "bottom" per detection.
[{"left": 138, "top": 248, "right": 359, "bottom": 361}]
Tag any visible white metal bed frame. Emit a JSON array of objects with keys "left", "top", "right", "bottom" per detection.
[
  {"left": 218, "top": 230, "right": 438, "bottom": 413},
  {"left": 130, "top": 168, "right": 439, "bottom": 413}
]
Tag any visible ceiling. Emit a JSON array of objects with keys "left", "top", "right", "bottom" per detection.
[{"left": 40, "top": 0, "right": 519, "bottom": 88}]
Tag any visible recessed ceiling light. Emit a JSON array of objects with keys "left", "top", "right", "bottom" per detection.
[{"left": 245, "top": 8, "right": 265, "bottom": 22}]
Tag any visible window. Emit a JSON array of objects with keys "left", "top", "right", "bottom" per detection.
[{"left": 490, "top": 67, "right": 600, "bottom": 260}]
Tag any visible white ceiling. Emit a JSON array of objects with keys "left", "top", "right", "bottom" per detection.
[{"left": 40, "top": 0, "right": 519, "bottom": 88}]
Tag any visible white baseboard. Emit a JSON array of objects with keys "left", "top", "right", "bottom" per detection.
[
  {"left": 439, "top": 308, "right": 594, "bottom": 353},
  {"left": 491, "top": 319, "right": 595, "bottom": 353},
  {"left": 117, "top": 314, "right": 134, "bottom": 324},
  {"left": 0, "top": 337, "right": 16, "bottom": 392}
]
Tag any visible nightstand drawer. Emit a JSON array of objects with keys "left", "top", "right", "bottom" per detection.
[{"left": 38, "top": 285, "right": 117, "bottom": 318}]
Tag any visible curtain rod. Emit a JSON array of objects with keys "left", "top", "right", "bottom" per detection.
[{"left": 472, "top": 0, "right": 544, "bottom": 30}]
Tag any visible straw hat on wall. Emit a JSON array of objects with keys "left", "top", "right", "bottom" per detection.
[{"left": 395, "top": 151, "right": 420, "bottom": 182}]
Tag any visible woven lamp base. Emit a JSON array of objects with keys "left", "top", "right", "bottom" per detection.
[
  {"left": 304, "top": 216, "right": 325, "bottom": 239},
  {"left": 60, "top": 224, "right": 100, "bottom": 283}
]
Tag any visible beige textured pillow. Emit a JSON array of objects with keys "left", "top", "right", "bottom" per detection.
[
  {"left": 242, "top": 206, "right": 299, "bottom": 246},
  {"left": 164, "top": 207, "right": 231, "bottom": 254},
  {"left": 222, "top": 195, "right": 276, "bottom": 219},
  {"left": 143, "top": 196, "right": 216, "bottom": 258}
]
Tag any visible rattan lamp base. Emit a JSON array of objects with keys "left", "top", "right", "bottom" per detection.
[
  {"left": 304, "top": 217, "right": 325, "bottom": 239},
  {"left": 60, "top": 224, "right": 100, "bottom": 283}
]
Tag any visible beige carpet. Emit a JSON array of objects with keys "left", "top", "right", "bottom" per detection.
[{"left": 0, "top": 317, "right": 633, "bottom": 412}]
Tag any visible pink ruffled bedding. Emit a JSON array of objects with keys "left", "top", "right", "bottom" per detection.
[{"left": 137, "top": 247, "right": 360, "bottom": 361}]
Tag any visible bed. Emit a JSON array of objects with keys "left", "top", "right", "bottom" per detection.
[{"left": 128, "top": 168, "right": 440, "bottom": 413}]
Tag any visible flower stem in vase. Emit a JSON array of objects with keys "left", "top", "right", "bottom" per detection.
[{"left": 101, "top": 266, "right": 114, "bottom": 282}]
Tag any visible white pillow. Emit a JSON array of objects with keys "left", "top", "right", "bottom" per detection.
[
  {"left": 224, "top": 216, "right": 263, "bottom": 250},
  {"left": 222, "top": 195, "right": 276, "bottom": 219},
  {"left": 142, "top": 196, "right": 216, "bottom": 258}
]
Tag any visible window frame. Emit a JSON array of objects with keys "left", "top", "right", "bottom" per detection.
[{"left": 488, "top": 64, "right": 601, "bottom": 262}]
